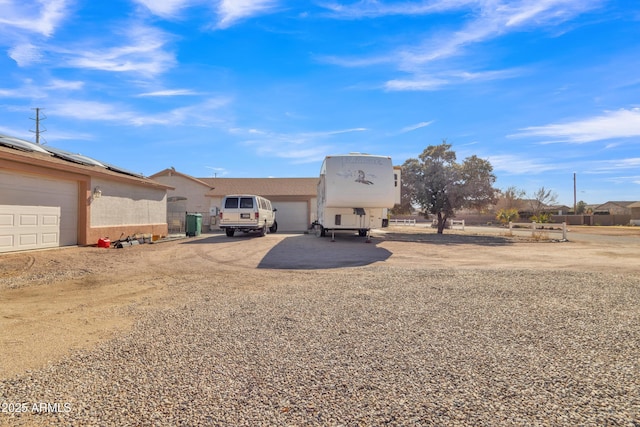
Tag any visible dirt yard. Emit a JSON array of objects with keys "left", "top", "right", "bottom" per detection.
[{"left": 1, "top": 225, "right": 639, "bottom": 380}]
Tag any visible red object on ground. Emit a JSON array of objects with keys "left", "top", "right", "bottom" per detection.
[{"left": 98, "top": 238, "right": 111, "bottom": 248}]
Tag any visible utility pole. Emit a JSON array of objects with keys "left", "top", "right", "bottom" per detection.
[
  {"left": 573, "top": 172, "right": 577, "bottom": 214},
  {"left": 29, "top": 108, "right": 46, "bottom": 144}
]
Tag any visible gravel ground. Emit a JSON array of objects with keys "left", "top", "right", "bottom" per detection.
[{"left": 2, "top": 264, "right": 639, "bottom": 426}]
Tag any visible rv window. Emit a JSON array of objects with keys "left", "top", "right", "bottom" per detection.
[
  {"left": 225, "top": 198, "right": 239, "bottom": 209},
  {"left": 240, "top": 197, "right": 254, "bottom": 209}
]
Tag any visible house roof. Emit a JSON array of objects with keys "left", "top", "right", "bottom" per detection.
[
  {"left": 150, "top": 168, "right": 214, "bottom": 188},
  {"left": 199, "top": 177, "right": 318, "bottom": 197},
  {"left": 595, "top": 201, "right": 638, "bottom": 208},
  {"left": 0, "top": 135, "right": 172, "bottom": 189}
]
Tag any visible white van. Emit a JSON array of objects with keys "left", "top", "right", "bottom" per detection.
[{"left": 219, "top": 195, "right": 278, "bottom": 237}]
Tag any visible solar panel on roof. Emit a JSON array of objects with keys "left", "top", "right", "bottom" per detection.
[
  {"left": 0, "top": 135, "right": 52, "bottom": 154},
  {"left": 69, "top": 152, "right": 106, "bottom": 167},
  {"left": 0, "top": 134, "right": 145, "bottom": 179},
  {"left": 43, "top": 146, "right": 106, "bottom": 167},
  {"left": 101, "top": 161, "right": 145, "bottom": 178}
]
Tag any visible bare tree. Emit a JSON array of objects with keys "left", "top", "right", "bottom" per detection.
[
  {"left": 496, "top": 186, "right": 526, "bottom": 211},
  {"left": 529, "top": 186, "right": 558, "bottom": 218}
]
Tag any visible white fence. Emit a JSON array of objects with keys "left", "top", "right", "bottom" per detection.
[
  {"left": 450, "top": 219, "right": 465, "bottom": 230},
  {"left": 509, "top": 221, "right": 567, "bottom": 240},
  {"left": 389, "top": 219, "right": 417, "bottom": 226}
]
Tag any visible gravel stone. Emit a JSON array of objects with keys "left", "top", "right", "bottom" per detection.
[{"left": 1, "top": 267, "right": 639, "bottom": 426}]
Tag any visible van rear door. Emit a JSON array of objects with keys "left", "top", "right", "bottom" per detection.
[
  {"left": 222, "top": 197, "right": 241, "bottom": 224},
  {"left": 237, "top": 196, "right": 257, "bottom": 225}
]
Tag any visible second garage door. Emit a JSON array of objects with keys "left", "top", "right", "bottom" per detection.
[{"left": 271, "top": 201, "right": 309, "bottom": 232}]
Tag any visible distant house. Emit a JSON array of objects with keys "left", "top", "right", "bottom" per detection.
[
  {"left": 547, "top": 204, "right": 572, "bottom": 215},
  {"left": 1, "top": 135, "right": 171, "bottom": 253},
  {"left": 150, "top": 169, "right": 215, "bottom": 233},
  {"left": 151, "top": 169, "right": 318, "bottom": 232},
  {"left": 629, "top": 202, "right": 640, "bottom": 225},
  {"left": 516, "top": 199, "right": 571, "bottom": 217},
  {"left": 594, "top": 201, "right": 637, "bottom": 215}
]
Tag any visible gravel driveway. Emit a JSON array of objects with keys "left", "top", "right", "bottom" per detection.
[{"left": 1, "top": 228, "right": 639, "bottom": 426}]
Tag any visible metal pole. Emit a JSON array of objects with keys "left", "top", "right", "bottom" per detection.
[
  {"left": 573, "top": 172, "right": 578, "bottom": 215},
  {"left": 35, "top": 108, "right": 40, "bottom": 144}
]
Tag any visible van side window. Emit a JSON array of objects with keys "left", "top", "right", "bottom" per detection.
[
  {"left": 240, "top": 197, "right": 254, "bottom": 209},
  {"left": 225, "top": 198, "right": 239, "bottom": 209},
  {"left": 260, "top": 199, "right": 266, "bottom": 210}
]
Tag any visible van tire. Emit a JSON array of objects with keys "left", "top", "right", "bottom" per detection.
[
  {"left": 315, "top": 225, "right": 325, "bottom": 237},
  {"left": 225, "top": 229, "right": 235, "bottom": 237},
  {"left": 259, "top": 224, "right": 267, "bottom": 237},
  {"left": 269, "top": 221, "right": 278, "bottom": 233}
]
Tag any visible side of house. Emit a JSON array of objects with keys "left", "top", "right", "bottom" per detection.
[
  {"left": 150, "top": 168, "right": 214, "bottom": 232},
  {"left": 1, "top": 135, "right": 170, "bottom": 253}
]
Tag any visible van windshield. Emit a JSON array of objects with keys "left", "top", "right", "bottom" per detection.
[
  {"left": 240, "top": 197, "right": 254, "bottom": 209},
  {"left": 224, "top": 198, "right": 239, "bottom": 209}
]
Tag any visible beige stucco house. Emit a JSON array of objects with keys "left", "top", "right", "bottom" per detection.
[
  {"left": 1, "top": 135, "right": 171, "bottom": 253},
  {"left": 151, "top": 168, "right": 318, "bottom": 232},
  {"left": 594, "top": 201, "right": 636, "bottom": 215}
]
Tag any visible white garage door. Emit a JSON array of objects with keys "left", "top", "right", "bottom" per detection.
[
  {"left": 0, "top": 170, "right": 78, "bottom": 253},
  {"left": 271, "top": 201, "right": 309, "bottom": 232}
]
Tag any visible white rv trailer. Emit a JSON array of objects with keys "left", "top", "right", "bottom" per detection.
[{"left": 314, "top": 153, "right": 399, "bottom": 238}]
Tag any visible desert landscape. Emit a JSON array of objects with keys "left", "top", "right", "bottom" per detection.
[{"left": 1, "top": 225, "right": 639, "bottom": 425}]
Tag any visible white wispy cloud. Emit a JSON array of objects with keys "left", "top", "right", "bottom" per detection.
[
  {"left": 486, "top": 154, "right": 558, "bottom": 174},
  {"left": 0, "top": 0, "right": 69, "bottom": 37},
  {"left": 400, "top": 121, "right": 435, "bottom": 133},
  {"left": 133, "top": 0, "right": 192, "bottom": 18},
  {"left": 50, "top": 97, "right": 232, "bottom": 127},
  {"left": 320, "top": 0, "right": 475, "bottom": 19},
  {"left": 385, "top": 68, "right": 522, "bottom": 91},
  {"left": 47, "top": 79, "right": 84, "bottom": 90},
  {"left": 137, "top": 89, "right": 198, "bottom": 97},
  {"left": 399, "top": 0, "right": 603, "bottom": 67},
  {"left": 0, "top": 77, "right": 83, "bottom": 99},
  {"left": 591, "top": 157, "right": 640, "bottom": 173},
  {"left": 510, "top": 108, "right": 640, "bottom": 143},
  {"left": 321, "top": 0, "right": 603, "bottom": 90},
  {"left": 8, "top": 43, "right": 43, "bottom": 67},
  {"left": 215, "top": 0, "right": 280, "bottom": 29},
  {"left": 63, "top": 25, "right": 176, "bottom": 76},
  {"left": 236, "top": 126, "right": 368, "bottom": 163}
]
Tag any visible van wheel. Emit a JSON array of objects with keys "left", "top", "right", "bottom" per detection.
[
  {"left": 225, "top": 229, "right": 235, "bottom": 237},
  {"left": 315, "top": 225, "right": 325, "bottom": 237},
  {"left": 358, "top": 229, "right": 367, "bottom": 237},
  {"left": 269, "top": 221, "right": 278, "bottom": 233},
  {"left": 259, "top": 224, "right": 267, "bottom": 237}
]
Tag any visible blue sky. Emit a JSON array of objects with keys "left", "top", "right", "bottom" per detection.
[{"left": 1, "top": 0, "right": 639, "bottom": 206}]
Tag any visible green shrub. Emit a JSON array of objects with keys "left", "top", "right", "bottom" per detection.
[{"left": 496, "top": 208, "right": 519, "bottom": 225}]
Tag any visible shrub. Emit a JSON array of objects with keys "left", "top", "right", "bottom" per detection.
[
  {"left": 496, "top": 208, "right": 519, "bottom": 225},
  {"left": 530, "top": 212, "right": 552, "bottom": 223}
]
